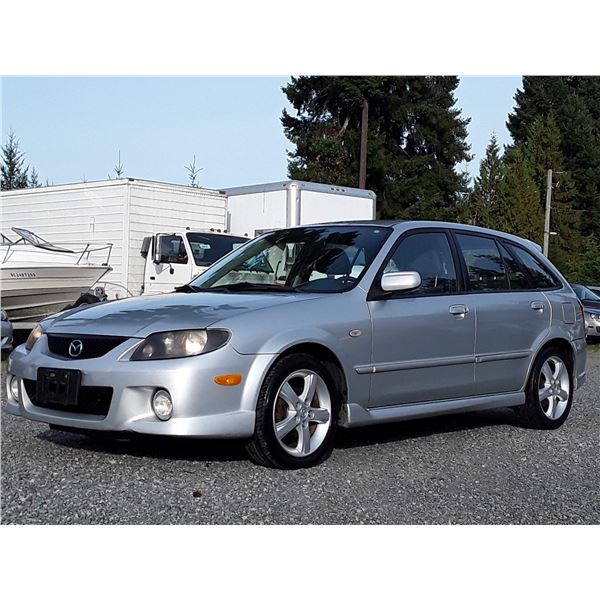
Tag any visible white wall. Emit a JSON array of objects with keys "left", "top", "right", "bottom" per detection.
[
  {"left": 227, "top": 189, "right": 288, "bottom": 236},
  {"left": 300, "top": 190, "right": 374, "bottom": 224}
]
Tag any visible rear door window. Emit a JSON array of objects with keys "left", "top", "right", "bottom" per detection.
[{"left": 455, "top": 234, "right": 509, "bottom": 291}]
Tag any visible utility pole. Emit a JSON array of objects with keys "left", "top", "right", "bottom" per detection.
[
  {"left": 543, "top": 169, "right": 553, "bottom": 257},
  {"left": 358, "top": 97, "right": 369, "bottom": 189}
]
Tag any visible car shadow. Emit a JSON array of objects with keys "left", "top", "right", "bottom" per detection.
[
  {"left": 335, "top": 407, "right": 518, "bottom": 449},
  {"left": 37, "top": 427, "right": 249, "bottom": 463},
  {"left": 37, "top": 407, "right": 519, "bottom": 463}
]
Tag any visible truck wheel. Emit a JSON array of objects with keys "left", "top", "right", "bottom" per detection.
[
  {"left": 246, "top": 354, "right": 340, "bottom": 469},
  {"left": 516, "top": 346, "right": 573, "bottom": 429}
]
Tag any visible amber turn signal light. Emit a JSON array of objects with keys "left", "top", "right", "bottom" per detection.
[{"left": 214, "top": 374, "right": 242, "bottom": 386}]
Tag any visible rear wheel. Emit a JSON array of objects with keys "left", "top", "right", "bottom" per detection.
[
  {"left": 516, "top": 346, "right": 573, "bottom": 429},
  {"left": 246, "top": 353, "right": 340, "bottom": 469}
]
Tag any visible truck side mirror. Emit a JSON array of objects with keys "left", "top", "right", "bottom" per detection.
[{"left": 140, "top": 236, "right": 152, "bottom": 259}]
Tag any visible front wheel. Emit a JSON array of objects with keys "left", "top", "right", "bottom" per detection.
[
  {"left": 246, "top": 354, "right": 340, "bottom": 469},
  {"left": 516, "top": 347, "right": 573, "bottom": 429}
]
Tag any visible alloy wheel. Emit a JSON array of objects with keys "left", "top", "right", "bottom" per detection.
[
  {"left": 537, "top": 356, "right": 570, "bottom": 421},
  {"left": 272, "top": 369, "right": 332, "bottom": 457}
]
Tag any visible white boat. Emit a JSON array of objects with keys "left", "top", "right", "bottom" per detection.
[{"left": 0, "top": 228, "right": 112, "bottom": 323}]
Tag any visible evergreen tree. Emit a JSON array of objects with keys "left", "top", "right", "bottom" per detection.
[
  {"left": 494, "top": 148, "right": 544, "bottom": 245},
  {"left": 0, "top": 132, "right": 30, "bottom": 191},
  {"left": 466, "top": 133, "right": 503, "bottom": 227},
  {"left": 507, "top": 76, "right": 600, "bottom": 239},
  {"left": 566, "top": 235, "right": 600, "bottom": 284},
  {"left": 282, "top": 76, "right": 471, "bottom": 220},
  {"left": 29, "top": 167, "right": 41, "bottom": 188},
  {"left": 522, "top": 115, "right": 580, "bottom": 274}
]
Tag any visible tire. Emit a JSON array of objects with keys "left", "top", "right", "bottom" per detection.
[
  {"left": 246, "top": 353, "right": 340, "bottom": 469},
  {"left": 516, "top": 346, "right": 573, "bottom": 429},
  {"left": 71, "top": 292, "right": 101, "bottom": 308}
]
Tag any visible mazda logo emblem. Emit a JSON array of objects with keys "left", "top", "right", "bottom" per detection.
[{"left": 68, "top": 340, "right": 83, "bottom": 357}]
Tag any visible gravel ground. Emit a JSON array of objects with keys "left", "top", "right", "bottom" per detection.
[{"left": 2, "top": 351, "right": 599, "bottom": 525}]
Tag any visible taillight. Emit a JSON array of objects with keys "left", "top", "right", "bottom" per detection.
[{"left": 577, "top": 299, "right": 585, "bottom": 322}]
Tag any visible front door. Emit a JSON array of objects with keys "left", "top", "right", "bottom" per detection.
[
  {"left": 144, "top": 234, "right": 192, "bottom": 295},
  {"left": 368, "top": 230, "right": 476, "bottom": 407}
]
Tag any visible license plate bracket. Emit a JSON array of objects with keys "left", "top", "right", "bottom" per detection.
[{"left": 36, "top": 367, "right": 81, "bottom": 406}]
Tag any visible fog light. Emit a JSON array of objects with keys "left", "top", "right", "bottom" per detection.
[
  {"left": 7, "top": 375, "right": 19, "bottom": 402},
  {"left": 151, "top": 389, "right": 173, "bottom": 421}
]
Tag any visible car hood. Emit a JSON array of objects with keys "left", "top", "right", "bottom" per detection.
[{"left": 45, "top": 292, "right": 315, "bottom": 337}]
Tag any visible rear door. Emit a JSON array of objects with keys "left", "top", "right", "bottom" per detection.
[
  {"left": 368, "top": 229, "right": 476, "bottom": 407},
  {"left": 452, "top": 232, "right": 552, "bottom": 395}
]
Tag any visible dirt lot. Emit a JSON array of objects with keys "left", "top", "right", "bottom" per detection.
[{"left": 2, "top": 349, "right": 599, "bottom": 524}]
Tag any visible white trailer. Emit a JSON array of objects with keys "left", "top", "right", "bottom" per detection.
[
  {"left": 223, "top": 180, "right": 376, "bottom": 237},
  {"left": 0, "top": 178, "right": 231, "bottom": 301}
]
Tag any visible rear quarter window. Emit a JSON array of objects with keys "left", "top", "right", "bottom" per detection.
[{"left": 506, "top": 243, "right": 558, "bottom": 289}]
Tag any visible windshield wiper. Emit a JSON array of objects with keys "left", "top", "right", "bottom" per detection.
[
  {"left": 174, "top": 283, "right": 201, "bottom": 293},
  {"left": 201, "top": 282, "right": 299, "bottom": 294}
]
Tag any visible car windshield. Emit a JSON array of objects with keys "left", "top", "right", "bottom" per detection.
[
  {"left": 189, "top": 225, "right": 392, "bottom": 293},
  {"left": 572, "top": 284, "right": 600, "bottom": 301},
  {"left": 186, "top": 233, "right": 249, "bottom": 266}
]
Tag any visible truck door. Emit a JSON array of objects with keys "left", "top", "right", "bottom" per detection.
[{"left": 144, "top": 234, "right": 192, "bottom": 295}]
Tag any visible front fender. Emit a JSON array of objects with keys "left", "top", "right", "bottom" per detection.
[{"left": 219, "top": 291, "right": 373, "bottom": 408}]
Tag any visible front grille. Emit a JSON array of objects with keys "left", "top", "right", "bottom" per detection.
[
  {"left": 24, "top": 379, "right": 113, "bottom": 416},
  {"left": 47, "top": 334, "right": 129, "bottom": 359}
]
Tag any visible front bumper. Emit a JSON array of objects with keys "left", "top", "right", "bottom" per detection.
[
  {"left": 585, "top": 317, "right": 600, "bottom": 339},
  {"left": 4, "top": 336, "right": 275, "bottom": 438}
]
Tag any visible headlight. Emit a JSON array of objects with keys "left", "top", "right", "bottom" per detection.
[
  {"left": 585, "top": 311, "right": 600, "bottom": 322},
  {"left": 0, "top": 310, "right": 8, "bottom": 321},
  {"left": 130, "top": 329, "right": 230, "bottom": 361},
  {"left": 25, "top": 324, "right": 44, "bottom": 351}
]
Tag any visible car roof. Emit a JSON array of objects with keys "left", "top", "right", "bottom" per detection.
[{"left": 310, "top": 220, "right": 541, "bottom": 252}]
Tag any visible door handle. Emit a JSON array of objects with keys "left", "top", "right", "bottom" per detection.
[
  {"left": 149, "top": 276, "right": 156, "bottom": 280},
  {"left": 530, "top": 301, "right": 545, "bottom": 311},
  {"left": 449, "top": 304, "right": 469, "bottom": 317}
]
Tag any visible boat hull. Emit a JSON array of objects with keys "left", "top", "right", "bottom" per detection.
[{"left": 0, "top": 264, "right": 111, "bottom": 322}]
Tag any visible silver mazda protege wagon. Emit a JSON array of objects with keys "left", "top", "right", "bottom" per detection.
[{"left": 5, "top": 222, "right": 587, "bottom": 468}]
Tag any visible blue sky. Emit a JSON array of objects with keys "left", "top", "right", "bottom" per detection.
[{"left": 1, "top": 76, "right": 521, "bottom": 188}]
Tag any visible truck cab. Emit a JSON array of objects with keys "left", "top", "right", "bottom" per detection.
[{"left": 141, "top": 230, "right": 248, "bottom": 294}]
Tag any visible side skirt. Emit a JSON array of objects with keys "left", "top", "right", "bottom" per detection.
[{"left": 340, "top": 392, "right": 525, "bottom": 428}]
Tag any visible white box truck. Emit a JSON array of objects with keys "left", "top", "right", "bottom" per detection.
[
  {"left": 0, "top": 179, "right": 247, "bottom": 303},
  {"left": 223, "top": 180, "right": 376, "bottom": 237}
]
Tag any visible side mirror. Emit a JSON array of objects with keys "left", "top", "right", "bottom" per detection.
[
  {"left": 140, "top": 236, "right": 152, "bottom": 259},
  {"left": 380, "top": 271, "right": 421, "bottom": 293}
]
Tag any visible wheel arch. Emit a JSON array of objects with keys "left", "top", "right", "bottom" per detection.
[
  {"left": 525, "top": 336, "right": 575, "bottom": 388},
  {"left": 278, "top": 342, "right": 348, "bottom": 405}
]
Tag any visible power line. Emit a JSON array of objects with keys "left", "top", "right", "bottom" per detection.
[{"left": 552, "top": 207, "right": 600, "bottom": 214}]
